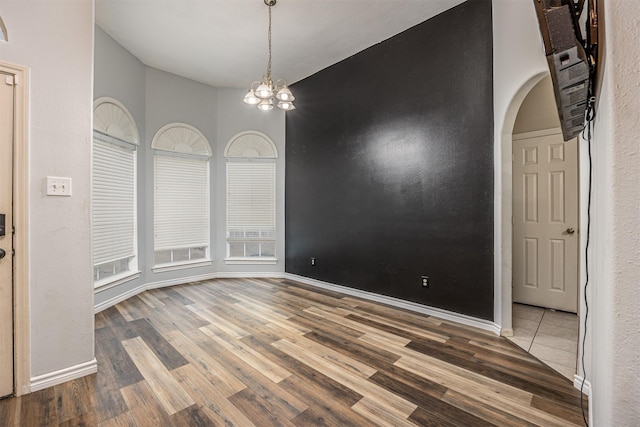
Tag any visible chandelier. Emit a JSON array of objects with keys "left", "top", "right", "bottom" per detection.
[{"left": 243, "top": 0, "right": 295, "bottom": 111}]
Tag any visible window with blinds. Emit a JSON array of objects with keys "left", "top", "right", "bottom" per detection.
[
  {"left": 92, "top": 136, "right": 137, "bottom": 285},
  {"left": 154, "top": 154, "right": 210, "bottom": 265},
  {"left": 224, "top": 131, "right": 278, "bottom": 263},
  {"left": 226, "top": 162, "right": 276, "bottom": 259},
  {"left": 152, "top": 123, "right": 212, "bottom": 268},
  {"left": 92, "top": 97, "right": 140, "bottom": 287}
]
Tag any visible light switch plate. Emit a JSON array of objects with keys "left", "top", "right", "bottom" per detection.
[{"left": 46, "top": 176, "right": 72, "bottom": 196}]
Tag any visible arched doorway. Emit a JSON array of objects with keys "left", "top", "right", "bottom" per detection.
[
  {"left": 495, "top": 72, "right": 549, "bottom": 337},
  {"left": 508, "top": 76, "right": 580, "bottom": 379}
]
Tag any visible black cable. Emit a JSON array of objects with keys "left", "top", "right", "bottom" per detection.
[
  {"left": 579, "top": 2, "right": 596, "bottom": 424},
  {"left": 579, "top": 100, "right": 593, "bottom": 427}
]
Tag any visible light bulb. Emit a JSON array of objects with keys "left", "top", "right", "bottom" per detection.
[
  {"left": 255, "top": 83, "right": 273, "bottom": 99},
  {"left": 258, "top": 98, "right": 274, "bottom": 111},
  {"left": 243, "top": 89, "right": 260, "bottom": 105}
]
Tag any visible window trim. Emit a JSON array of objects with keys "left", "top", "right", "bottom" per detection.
[
  {"left": 92, "top": 97, "right": 139, "bottom": 289},
  {"left": 152, "top": 123, "right": 212, "bottom": 269},
  {"left": 224, "top": 131, "right": 278, "bottom": 265},
  {"left": 93, "top": 271, "right": 142, "bottom": 293}
]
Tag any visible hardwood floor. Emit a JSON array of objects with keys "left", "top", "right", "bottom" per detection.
[{"left": 0, "top": 278, "right": 588, "bottom": 426}]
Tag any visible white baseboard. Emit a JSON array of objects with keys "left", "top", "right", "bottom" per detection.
[
  {"left": 501, "top": 328, "right": 514, "bottom": 337},
  {"left": 146, "top": 273, "right": 219, "bottom": 290},
  {"left": 284, "top": 273, "right": 501, "bottom": 335},
  {"left": 94, "top": 283, "right": 147, "bottom": 314},
  {"left": 216, "top": 271, "right": 285, "bottom": 279},
  {"left": 93, "top": 270, "right": 500, "bottom": 335},
  {"left": 95, "top": 272, "right": 286, "bottom": 313},
  {"left": 574, "top": 375, "right": 592, "bottom": 425},
  {"left": 30, "top": 359, "right": 97, "bottom": 392},
  {"left": 574, "top": 375, "right": 591, "bottom": 396},
  {"left": 94, "top": 273, "right": 219, "bottom": 313}
]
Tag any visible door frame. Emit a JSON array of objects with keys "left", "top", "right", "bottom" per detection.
[
  {"left": 511, "top": 127, "right": 579, "bottom": 313},
  {"left": 1, "top": 61, "right": 30, "bottom": 396},
  {"left": 496, "top": 71, "right": 584, "bottom": 331},
  {"left": 495, "top": 72, "right": 548, "bottom": 336}
]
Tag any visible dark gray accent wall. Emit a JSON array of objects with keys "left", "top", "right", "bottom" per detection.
[{"left": 285, "top": 0, "right": 494, "bottom": 320}]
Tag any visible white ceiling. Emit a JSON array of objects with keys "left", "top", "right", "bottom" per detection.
[{"left": 96, "top": 0, "right": 466, "bottom": 89}]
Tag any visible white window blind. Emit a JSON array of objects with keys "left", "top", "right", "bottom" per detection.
[
  {"left": 154, "top": 154, "right": 209, "bottom": 252},
  {"left": 92, "top": 139, "right": 136, "bottom": 266},
  {"left": 227, "top": 162, "right": 276, "bottom": 231},
  {"left": 226, "top": 162, "right": 276, "bottom": 259}
]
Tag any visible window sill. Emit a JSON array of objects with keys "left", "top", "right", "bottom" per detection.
[
  {"left": 94, "top": 271, "right": 141, "bottom": 292},
  {"left": 152, "top": 259, "right": 213, "bottom": 273},
  {"left": 224, "top": 257, "right": 278, "bottom": 265}
]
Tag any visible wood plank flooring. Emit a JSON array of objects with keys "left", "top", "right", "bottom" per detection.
[{"left": 0, "top": 278, "right": 588, "bottom": 426}]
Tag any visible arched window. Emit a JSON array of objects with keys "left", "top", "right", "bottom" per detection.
[
  {"left": 152, "top": 123, "right": 212, "bottom": 268},
  {"left": 92, "top": 97, "right": 139, "bottom": 286},
  {"left": 224, "top": 131, "right": 277, "bottom": 263}
]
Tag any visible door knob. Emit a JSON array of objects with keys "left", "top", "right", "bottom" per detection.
[
  {"left": 566, "top": 228, "right": 575, "bottom": 235},
  {"left": 0, "top": 248, "right": 5, "bottom": 259}
]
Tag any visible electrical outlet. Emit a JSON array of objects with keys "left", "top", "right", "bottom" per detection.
[
  {"left": 46, "top": 176, "right": 72, "bottom": 196},
  {"left": 421, "top": 276, "right": 429, "bottom": 288},
  {"left": 311, "top": 257, "right": 316, "bottom": 266}
]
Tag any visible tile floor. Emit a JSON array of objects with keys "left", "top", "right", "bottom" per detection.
[{"left": 509, "top": 303, "right": 579, "bottom": 380}]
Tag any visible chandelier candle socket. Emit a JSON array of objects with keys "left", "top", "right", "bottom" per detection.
[{"left": 243, "top": 0, "right": 296, "bottom": 111}]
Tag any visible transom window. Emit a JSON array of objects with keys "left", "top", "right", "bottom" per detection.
[
  {"left": 152, "top": 123, "right": 212, "bottom": 269},
  {"left": 224, "top": 131, "right": 277, "bottom": 264}
]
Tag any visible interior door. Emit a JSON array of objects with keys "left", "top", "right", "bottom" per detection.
[
  {"left": 513, "top": 130, "right": 578, "bottom": 313},
  {"left": 0, "top": 72, "right": 15, "bottom": 397}
]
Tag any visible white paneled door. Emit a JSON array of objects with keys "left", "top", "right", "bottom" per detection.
[
  {"left": 0, "top": 71, "right": 14, "bottom": 397},
  {"left": 513, "top": 130, "right": 578, "bottom": 313}
]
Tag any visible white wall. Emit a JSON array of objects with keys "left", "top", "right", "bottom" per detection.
[
  {"left": 143, "top": 74, "right": 286, "bottom": 280},
  {"left": 93, "top": 26, "right": 147, "bottom": 307},
  {"left": 92, "top": 31, "right": 286, "bottom": 309},
  {"left": 144, "top": 67, "right": 220, "bottom": 284},
  {"left": 492, "top": 0, "right": 548, "bottom": 330},
  {"left": 590, "top": 1, "right": 640, "bottom": 424},
  {"left": 0, "top": 0, "right": 95, "bottom": 380},
  {"left": 215, "top": 88, "right": 286, "bottom": 275},
  {"left": 94, "top": 26, "right": 145, "bottom": 130}
]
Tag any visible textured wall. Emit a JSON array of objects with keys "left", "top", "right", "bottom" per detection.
[
  {"left": 591, "top": 1, "right": 640, "bottom": 424},
  {"left": 285, "top": 0, "right": 494, "bottom": 320}
]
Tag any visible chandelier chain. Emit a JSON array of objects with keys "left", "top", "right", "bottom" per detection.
[
  {"left": 266, "top": 4, "right": 272, "bottom": 81},
  {"left": 243, "top": 0, "right": 295, "bottom": 111}
]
